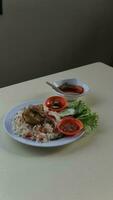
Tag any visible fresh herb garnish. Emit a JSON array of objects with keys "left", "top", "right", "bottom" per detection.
[{"left": 60, "top": 100, "right": 99, "bottom": 134}]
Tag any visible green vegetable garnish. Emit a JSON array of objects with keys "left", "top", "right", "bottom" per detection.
[
  {"left": 60, "top": 100, "right": 99, "bottom": 134},
  {"left": 59, "top": 108, "right": 75, "bottom": 117}
]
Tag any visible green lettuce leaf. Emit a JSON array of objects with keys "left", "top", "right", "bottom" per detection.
[{"left": 60, "top": 100, "right": 99, "bottom": 134}]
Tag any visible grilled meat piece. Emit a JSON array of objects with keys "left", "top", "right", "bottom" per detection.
[{"left": 22, "top": 104, "right": 45, "bottom": 125}]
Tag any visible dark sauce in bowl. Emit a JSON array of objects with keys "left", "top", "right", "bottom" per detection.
[{"left": 59, "top": 84, "right": 84, "bottom": 94}]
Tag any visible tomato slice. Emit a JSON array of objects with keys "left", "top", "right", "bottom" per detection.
[
  {"left": 57, "top": 117, "right": 83, "bottom": 136},
  {"left": 45, "top": 96, "right": 68, "bottom": 112}
]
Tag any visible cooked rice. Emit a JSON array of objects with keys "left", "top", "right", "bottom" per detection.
[{"left": 12, "top": 109, "right": 63, "bottom": 143}]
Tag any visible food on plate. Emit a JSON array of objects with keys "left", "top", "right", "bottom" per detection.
[
  {"left": 13, "top": 106, "right": 62, "bottom": 143},
  {"left": 12, "top": 96, "right": 99, "bottom": 143},
  {"left": 60, "top": 100, "right": 99, "bottom": 133},
  {"left": 22, "top": 105, "right": 45, "bottom": 125},
  {"left": 57, "top": 117, "right": 83, "bottom": 136}
]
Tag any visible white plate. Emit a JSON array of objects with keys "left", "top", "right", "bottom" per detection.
[{"left": 3, "top": 99, "right": 85, "bottom": 147}]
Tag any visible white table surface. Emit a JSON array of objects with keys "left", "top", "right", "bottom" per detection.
[{"left": 0, "top": 62, "right": 113, "bottom": 200}]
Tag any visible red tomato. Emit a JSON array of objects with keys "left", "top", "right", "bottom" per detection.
[
  {"left": 45, "top": 96, "right": 68, "bottom": 112},
  {"left": 57, "top": 117, "right": 83, "bottom": 136}
]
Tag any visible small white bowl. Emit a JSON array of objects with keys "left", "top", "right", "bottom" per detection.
[{"left": 51, "top": 78, "right": 90, "bottom": 101}]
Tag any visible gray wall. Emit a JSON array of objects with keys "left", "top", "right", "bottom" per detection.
[{"left": 0, "top": 0, "right": 113, "bottom": 88}]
